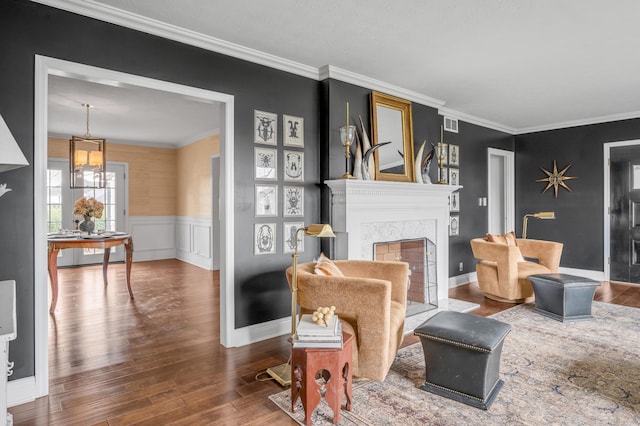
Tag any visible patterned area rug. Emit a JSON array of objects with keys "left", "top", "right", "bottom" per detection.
[{"left": 269, "top": 302, "right": 640, "bottom": 425}]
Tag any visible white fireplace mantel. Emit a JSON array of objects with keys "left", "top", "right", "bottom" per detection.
[{"left": 325, "top": 179, "right": 461, "bottom": 306}]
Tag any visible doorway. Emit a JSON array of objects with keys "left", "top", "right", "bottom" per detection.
[
  {"left": 34, "top": 56, "right": 235, "bottom": 400},
  {"left": 606, "top": 141, "right": 640, "bottom": 283},
  {"left": 487, "top": 148, "right": 515, "bottom": 234}
]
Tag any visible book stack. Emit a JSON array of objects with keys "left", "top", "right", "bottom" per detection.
[{"left": 292, "top": 314, "right": 343, "bottom": 349}]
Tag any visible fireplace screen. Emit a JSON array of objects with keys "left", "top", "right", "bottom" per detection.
[{"left": 374, "top": 238, "right": 437, "bottom": 316}]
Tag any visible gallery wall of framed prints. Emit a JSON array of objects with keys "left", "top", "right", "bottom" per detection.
[
  {"left": 253, "top": 110, "right": 306, "bottom": 255},
  {"left": 448, "top": 144, "right": 460, "bottom": 237}
]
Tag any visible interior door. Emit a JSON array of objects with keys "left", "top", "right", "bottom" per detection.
[
  {"left": 47, "top": 159, "right": 126, "bottom": 266},
  {"left": 610, "top": 147, "right": 640, "bottom": 283},
  {"left": 487, "top": 148, "right": 514, "bottom": 235}
]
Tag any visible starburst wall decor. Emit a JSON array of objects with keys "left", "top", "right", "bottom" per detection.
[{"left": 536, "top": 160, "right": 577, "bottom": 198}]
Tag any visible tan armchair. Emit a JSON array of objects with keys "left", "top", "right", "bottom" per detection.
[
  {"left": 470, "top": 238, "right": 563, "bottom": 303},
  {"left": 287, "top": 260, "right": 408, "bottom": 381}
]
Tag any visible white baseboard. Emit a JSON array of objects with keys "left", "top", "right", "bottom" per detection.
[
  {"left": 449, "top": 272, "right": 477, "bottom": 288},
  {"left": 227, "top": 317, "right": 290, "bottom": 347},
  {"left": 176, "top": 250, "right": 212, "bottom": 270},
  {"left": 7, "top": 377, "right": 35, "bottom": 408},
  {"left": 133, "top": 248, "right": 176, "bottom": 262},
  {"left": 558, "top": 267, "right": 605, "bottom": 282}
]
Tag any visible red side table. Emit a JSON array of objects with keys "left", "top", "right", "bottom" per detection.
[{"left": 291, "top": 332, "right": 354, "bottom": 426}]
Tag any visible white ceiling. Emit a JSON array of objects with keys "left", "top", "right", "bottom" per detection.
[
  {"left": 48, "top": 75, "right": 220, "bottom": 147},
  {"left": 41, "top": 0, "right": 640, "bottom": 138}
]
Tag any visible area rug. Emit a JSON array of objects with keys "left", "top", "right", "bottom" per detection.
[{"left": 269, "top": 302, "right": 640, "bottom": 425}]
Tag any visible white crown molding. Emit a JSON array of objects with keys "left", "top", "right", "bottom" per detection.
[
  {"left": 30, "top": 0, "right": 319, "bottom": 80},
  {"left": 438, "top": 107, "right": 517, "bottom": 135},
  {"left": 320, "top": 65, "right": 446, "bottom": 110},
  {"left": 515, "top": 110, "right": 640, "bottom": 135}
]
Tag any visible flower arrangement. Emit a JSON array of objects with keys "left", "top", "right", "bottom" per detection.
[{"left": 73, "top": 197, "right": 104, "bottom": 218}]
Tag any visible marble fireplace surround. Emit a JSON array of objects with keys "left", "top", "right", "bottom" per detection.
[{"left": 325, "top": 179, "right": 461, "bottom": 314}]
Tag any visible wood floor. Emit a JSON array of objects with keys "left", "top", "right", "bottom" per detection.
[{"left": 9, "top": 259, "right": 640, "bottom": 425}]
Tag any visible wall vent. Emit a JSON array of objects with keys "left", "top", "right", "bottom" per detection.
[{"left": 444, "top": 116, "right": 459, "bottom": 133}]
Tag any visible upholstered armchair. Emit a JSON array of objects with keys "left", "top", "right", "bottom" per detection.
[
  {"left": 470, "top": 237, "right": 563, "bottom": 303},
  {"left": 286, "top": 260, "right": 408, "bottom": 381}
]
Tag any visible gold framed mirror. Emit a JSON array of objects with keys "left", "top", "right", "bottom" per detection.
[{"left": 370, "top": 91, "right": 415, "bottom": 182}]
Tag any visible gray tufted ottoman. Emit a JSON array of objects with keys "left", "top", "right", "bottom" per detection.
[
  {"left": 528, "top": 273, "right": 600, "bottom": 322},
  {"left": 414, "top": 311, "right": 511, "bottom": 410}
]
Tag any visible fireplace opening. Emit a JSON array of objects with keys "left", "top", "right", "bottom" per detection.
[{"left": 374, "top": 238, "right": 438, "bottom": 317}]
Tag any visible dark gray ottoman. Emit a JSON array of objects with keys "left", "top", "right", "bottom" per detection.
[
  {"left": 414, "top": 311, "right": 511, "bottom": 410},
  {"left": 528, "top": 273, "right": 600, "bottom": 322}
]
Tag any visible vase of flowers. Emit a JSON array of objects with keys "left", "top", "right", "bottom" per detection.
[{"left": 73, "top": 197, "right": 104, "bottom": 234}]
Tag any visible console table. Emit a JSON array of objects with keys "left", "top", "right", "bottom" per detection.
[{"left": 47, "top": 234, "right": 134, "bottom": 313}]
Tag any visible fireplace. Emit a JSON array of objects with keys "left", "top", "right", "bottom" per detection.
[
  {"left": 374, "top": 238, "right": 438, "bottom": 316},
  {"left": 325, "top": 179, "right": 460, "bottom": 312}
]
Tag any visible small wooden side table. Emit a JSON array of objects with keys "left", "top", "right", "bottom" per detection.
[{"left": 291, "top": 332, "right": 353, "bottom": 426}]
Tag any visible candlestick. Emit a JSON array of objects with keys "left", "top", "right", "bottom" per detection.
[
  {"left": 339, "top": 102, "right": 356, "bottom": 179},
  {"left": 437, "top": 125, "right": 446, "bottom": 184}
]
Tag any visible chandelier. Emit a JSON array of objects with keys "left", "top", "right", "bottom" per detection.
[{"left": 69, "top": 103, "right": 106, "bottom": 188}]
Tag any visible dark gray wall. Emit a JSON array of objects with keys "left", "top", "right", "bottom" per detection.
[
  {"left": 1, "top": 0, "right": 321, "bottom": 379},
  {"left": 515, "top": 118, "right": 640, "bottom": 270}
]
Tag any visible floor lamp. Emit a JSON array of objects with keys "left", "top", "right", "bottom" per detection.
[
  {"left": 522, "top": 211, "right": 555, "bottom": 239},
  {"left": 266, "top": 224, "right": 336, "bottom": 386}
]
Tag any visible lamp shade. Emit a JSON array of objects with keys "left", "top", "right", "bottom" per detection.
[
  {"left": 88, "top": 150, "right": 103, "bottom": 167},
  {"left": 74, "top": 150, "right": 88, "bottom": 167},
  {"left": 534, "top": 211, "right": 555, "bottom": 219},
  {"left": 304, "top": 224, "right": 336, "bottom": 238},
  {"left": 0, "top": 115, "right": 29, "bottom": 173}
]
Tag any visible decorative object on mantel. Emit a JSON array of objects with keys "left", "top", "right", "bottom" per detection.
[
  {"left": 0, "top": 114, "right": 29, "bottom": 198},
  {"left": 436, "top": 126, "right": 448, "bottom": 184},
  {"left": 353, "top": 131, "right": 363, "bottom": 180},
  {"left": 73, "top": 197, "right": 104, "bottom": 234},
  {"left": 339, "top": 102, "right": 357, "bottom": 179},
  {"left": 414, "top": 140, "right": 435, "bottom": 184},
  {"left": 414, "top": 140, "right": 426, "bottom": 184},
  {"left": 362, "top": 142, "right": 390, "bottom": 181},
  {"left": 358, "top": 115, "right": 375, "bottom": 180},
  {"left": 536, "top": 160, "right": 577, "bottom": 198},
  {"left": 70, "top": 104, "right": 106, "bottom": 189}
]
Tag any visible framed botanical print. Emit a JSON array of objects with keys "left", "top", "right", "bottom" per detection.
[
  {"left": 254, "top": 110, "right": 277, "bottom": 145},
  {"left": 449, "top": 168, "right": 459, "bottom": 186},
  {"left": 255, "top": 184, "right": 278, "bottom": 217},
  {"left": 450, "top": 191, "right": 460, "bottom": 212},
  {"left": 449, "top": 215, "right": 460, "bottom": 236},
  {"left": 283, "top": 222, "right": 305, "bottom": 254},
  {"left": 283, "top": 186, "right": 304, "bottom": 216},
  {"left": 254, "top": 147, "right": 277, "bottom": 180},
  {"left": 283, "top": 115, "right": 304, "bottom": 147},
  {"left": 254, "top": 223, "right": 276, "bottom": 255},
  {"left": 283, "top": 150, "right": 304, "bottom": 182},
  {"left": 449, "top": 144, "right": 459, "bottom": 167}
]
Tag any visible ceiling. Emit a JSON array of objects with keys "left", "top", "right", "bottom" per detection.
[
  {"left": 41, "top": 0, "right": 640, "bottom": 139},
  {"left": 48, "top": 75, "right": 220, "bottom": 148}
]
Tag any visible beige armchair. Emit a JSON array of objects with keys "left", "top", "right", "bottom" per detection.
[
  {"left": 287, "top": 260, "right": 408, "bottom": 381},
  {"left": 470, "top": 238, "right": 563, "bottom": 303}
]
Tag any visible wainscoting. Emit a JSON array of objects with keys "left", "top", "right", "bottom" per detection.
[{"left": 129, "top": 215, "right": 215, "bottom": 270}]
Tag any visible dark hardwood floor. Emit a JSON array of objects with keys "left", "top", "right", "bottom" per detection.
[{"left": 9, "top": 260, "right": 640, "bottom": 425}]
